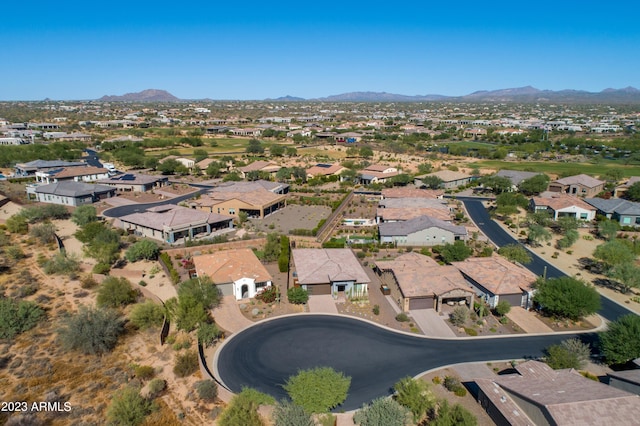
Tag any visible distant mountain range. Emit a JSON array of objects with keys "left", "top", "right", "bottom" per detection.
[{"left": 97, "top": 86, "right": 640, "bottom": 103}]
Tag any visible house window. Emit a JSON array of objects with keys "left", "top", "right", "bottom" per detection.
[
  {"left": 229, "top": 208, "right": 236, "bottom": 214},
  {"left": 636, "top": 217, "right": 640, "bottom": 225},
  {"left": 623, "top": 217, "right": 632, "bottom": 225},
  {"left": 580, "top": 213, "right": 588, "bottom": 220}
]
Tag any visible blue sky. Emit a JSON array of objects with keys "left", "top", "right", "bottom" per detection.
[{"left": 2, "top": 1, "right": 639, "bottom": 100}]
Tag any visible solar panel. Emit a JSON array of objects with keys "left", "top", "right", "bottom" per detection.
[
  {"left": 316, "top": 163, "right": 332, "bottom": 168},
  {"left": 121, "top": 174, "right": 135, "bottom": 181}
]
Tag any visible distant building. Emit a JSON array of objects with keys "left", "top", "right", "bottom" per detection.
[
  {"left": 379, "top": 215, "right": 467, "bottom": 247},
  {"left": 27, "top": 181, "right": 116, "bottom": 206},
  {"left": 548, "top": 174, "right": 605, "bottom": 198},
  {"left": 97, "top": 173, "right": 169, "bottom": 192}
]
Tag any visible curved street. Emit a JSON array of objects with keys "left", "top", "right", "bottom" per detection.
[{"left": 216, "top": 315, "right": 591, "bottom": 411}]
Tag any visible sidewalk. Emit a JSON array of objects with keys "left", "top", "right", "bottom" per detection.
[{"left": 506, "top": 307, "right": 553, "bottom": 333}]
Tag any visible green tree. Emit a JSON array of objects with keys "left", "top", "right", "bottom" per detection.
[
  {"left": 417, "top": 163, "right": 433, "bottom": 174},
  {"left": 97, "top": 276, "right": 138, "bottom": 308},
  {"left": 197, "top": 322, "right": 223, "bottom": 347},
  {"left": 195, "top": 380, "right": 218, "bottom": 401},
  {"left": 178, "top": 276, "right": 220, "bottom": 309},
  {"left": 125, "top": 240, "right": 160, "bottom": 262},
  {"left": 557, "top": 229, "right": 580, "bottom": 249},
  {"left": 223, "top": 171, "right": 242, "bottom": 182},
  {"left": 431, "top": 400, "right": 477, "bottom": 426},
  {"left": 6, "top": 214, "right": 28, "bottom": 234},
  {"left": 440, "top": 241, "right": 473, "bottom": 264},
  {"left": 270, "top": 145, "right": 285, "bottom": 157},
  {"left": 287, "top": 287, "right": 309, "bottom": 304},
  {"left": 263, "top": 233, "right": 281, "bottom": 262},
  {"left": 57, "top": 306, "right": 124, "bottom": 355},
  {"left": 158, "top": 158, "right": 181, "bottom": 174},
  {"left": 625, "top": 181, "right": 640, "bottom": 202},
  {"left": 284, "top": 367, "right": 351, "bottom": 413},
  {"left": 71, "top": 205, "right": 98, "bottom": 226},
  {"left": 593, "top": 239, "right": 636, "bottom": 269},
  {"left": 533, "top": 277, "right": 601, "bottom": 321},
  {"left": 498, "top": 244, "right": 532, "bottom": 264},
  {"left": 29, "top": 221, "right": 57, "bottom": 244},
  {"left": 598, "top": 220, "right": 620, "bottom": 241},
  {"left": 0, "top": 297, "right": 45, "bottom": 339},
  {"left": 607, "top": 262, "right": 640, "bottom": 293},
  {"left": 173, "top": 350, "right": 199, "bottom": 377},
  {"left": 479, "top": 175, "right": 512, "bottom": 194},
  {"left": 494, "top": 299, "right": 511, "bottom": 317},
  {"left": 129, "top": 301, "right": 165, "bottom": 329},
  {"left": 393, "top": 376, "right": 436, "bottom": 423},
  {"left": 246, "top": 139, "right": 265, "bottom": 154},
  {"left": 107, "top": 386, "right": 153, "bottom": 426},
  {"left": 557, "top": 216, "right": 579, "bottom": 233},
  {"left": 600, "top": 314, "right": 640, "bottom": 365},
  {"left": 206, "top": 163, "right": 222, "bottom": 178},
  {"left": 353, "top": 397, "right": 410, "bottom": 426},
  {"left": 519, "top": 174, "right": 550, "bottom": 195},
  {"left": 419, "top": 175, "right": 443, "bottom": 189},
  {"left": 144, "top": 157, "right": 159, "bottom": 170},
  {"left": 527, "top": 224, "right": 552, "bottom": 246},
  {"left": 359, "top": 146, "right": 374, "bottom": 158},
  {"left": 528, "top": 211, "right": 552, "bottom": 227},
  {"left": 545, "top": 338, "right": 591, "bottom": 369},
  {"left": 272, "top": 400, "right": 315, "bottom": 426},
  {"left": 285, "top": 147, "right": 297, "bottom": 156}
]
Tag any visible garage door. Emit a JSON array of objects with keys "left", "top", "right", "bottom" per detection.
[
  {"left": 409, "top": 297, "right": 433, "bottom": 310},
  {"left": 309, "top": 284, "right": 332, "bottom": 295}
]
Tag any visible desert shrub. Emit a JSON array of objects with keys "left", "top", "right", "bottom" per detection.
[
  {"left": 57, "top": 306, "right": 124, "bottom": 355},
  {"left": 92, "top": 262, "right": 111, "bottom": 274},
  {"left": 106, "top": 386, "right": 153, "bottom": 426},
  {"left": 173, "top": 351, "right": 199, "bottom": 377},
  {"left": 29, "top": 222, "right": 57, "bottom": 244},
  {"left": 443, "top": 376, "right": 461, "bottom": 392},
  {"left": 431, "top": 400, "right": 477, "bottom": 426},
  {"left": 393, "top": 376, "right": 436, "bottom": 423},
  {"left": 396, "top": 312, "right": 409, "bottom": 322},
  {"left": 217, "top": 391, "right": 264, "bottom": 426},
  {"left": 353, "top": 397, "right": 410, "bottom": 426},
  {"left": 4, "top": 245, "right": 25, "bottom": 261},
  {"left": 494, "top": 299, "right": 511, "bottom": 316},
  {"left": 272, "top": 399, "right": 314, "bottom": 426},
  {"left": 159, "top": 252, "right": 180, "bottom": 284},
  {"left": 71, "top": 205, "right": 97, "bottom": 226},
  {"left": 284, "top": 367, "right": 351, "bottom": 413},
  {"left": 125, "top": 240, "right": 160, "bottom": 262},
  {"left": 0, "top": 297, "right": 45, "bottom": 339},
  {"left": 454, "top": 387, "right": 467, "bottom": 397},
  {"left": 6, "top": 215, "right": 28, "bottom": 234},
  {"left": 134, "top": 365, "right": 155, "bottom": 380},
  {"left": 432, "top": 376, "right": 442, "bottom": 385},
  {"left": 287, "top": 287, "right": 308, "bottom": 304},
  {"left": 129, "top": 301, "right": 165, "bottom": 329},
  {"left": 256, "top": 286, "right": 278, "bottom": 303},
  {"left": 146, "top": 378, "right": 166, "bottom": 399},
  {"left": 40, "top": 253, "right": 80, "bottom": 276},
  {"left": 80, "top": 274, "right": 99, "bottom": 289},
  {"left": 197, "top": 322, "right": 223, "bottom": 347},
  {"left": 449, "top": 306, "right": 469, "bottom": 327},
  {"left": 97, "top": 276, "right": 138, "bottom": 308},
  {"left": 195, "top": 380, "right": 218, "bottom": 401},
  {"left": 372, "top": 304, "right": 380, "bottom": 315},
  {"left": 464, "top": 327, "right": 478, "bottom": 336}
]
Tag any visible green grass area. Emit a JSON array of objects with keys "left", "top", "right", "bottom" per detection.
[
  {"left": 442, "top": 141, "right": 496, "bottom": 149},
  {"left": 476, "top": 160, "right": 640, "bottom": 177},
  {"left": 147, "top": 137, "right": 251, "bottom": 156}
]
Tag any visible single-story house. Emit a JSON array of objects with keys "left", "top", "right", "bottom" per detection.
[
  {"left": 193, "top": 249, "right": 272, "bottom": 300},
  {"left": 614, "top": 177, "right": 640, "bottom": 198},
  {"left": 306, "top": 163, "right": 346, "bottom": 179},
  {"left": 190, "top": 180, "right": 288, "bottom": 219},
  {"left": 381, "top": 187, "right": 444, "bottom": 199},
  {"left": 376, "top": 207, "right": 452, "bottom": 223},
  {"left": 495, "top": 170, "right": 542, "bottom": 190},
  {"left": 548, "top": 174, "right": 605, "bottom": 198},
  {"left": 236, "top": 160, "right": 281, "bottom": 179},
  {"left": 97, "top": 173, "right": 169, "bottom": 192},
  {"left": 584, "top": 198, "right": 640, "bottom": 227},
  {"left": 334, "top": 132, "right": 363, "bottom": 143},
  {"left": 35, "top": 166, "right": 110, "bottom": 184},
  {"left": 159, "top": 156, "right": 196, "bottom": 169},
  {"left": 608, "top": 369, "right": 640, "bottom": 396},
  {"left": 379, "top": 215, "right": 467, "bottom": 246},
  {"left": 452, "top": 255, "right": 537, "bottom": 308},
  {"left": 291, "top": 248, "right": 370, "bottom": 297},
  {"left": 117, "top": 205, "right": 233, "bottom": 244},
  {"left": 15, "top": 159, "right": 87, "bottom": 177},
  {"left": 374, "top": 252, "right": 474, "bottom": 312},
  {"left": 530, "top": 193, "right": 597, "bottom": 221},
  {"left": 27, "top": 181, "right": 116, "bottom": 206},
  {"left": 357, "top": 164, "right": 398, "bottom": 184},
  {"left": 475, "top": 360, "right": 640, "bottom": 426},
  {"left": 415, "top": 170, "right": 474, "bottom": 189}
]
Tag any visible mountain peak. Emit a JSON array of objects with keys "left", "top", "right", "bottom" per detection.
[{"left": 98, "top": 89, "right": 180, "bottom": 102}]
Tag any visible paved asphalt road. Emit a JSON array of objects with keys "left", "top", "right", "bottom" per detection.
[
  {"left": 217, "top": 315, "right": 589, "bottom": 411},
  {"left": 84, "top": 149, "right": 103, "bottom": 168},
  {"left": 459, "top": 196, "right": 633, "bottom": 322}
]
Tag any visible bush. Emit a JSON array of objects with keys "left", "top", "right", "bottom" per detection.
[
  {"left": 195, "top": 380, "right": 218, "bottom": 402},
  {"left": 57, "top": 306, "right": 124, "bottom": 355},
  {"left": 372, "top": 304, "right": 380, "bottom": 315},
  {"left": 92, "top": 262, "right": 111, "bottom": 275},
  {"left": 600, "top": 314, "right": 640, "bottom": 365},
  {"left": 173, "top": 351, "right": 199, "bottom": 377},
  {"left": 443, "top": 376, "right": 461, "bottom": 392},
  {"left": 395, "top": 312, "right": 409, "bottom": 322},
  {"left": 217, "top": 391, "right": 264, "bottom": 426},
  {"left": 533, "top": 277, "right": 601, "bottom": 321},
  {"left": 134, "top": 365, "right": 155, "bottom": 380},
  {"left": 494, "top": 299, "right": 511, "bottom": 316},
  {"left": 256, "top": 286, "right": 278, "bottom": 303},
  {"left": 106, "top": 387, "right": 153, "bottom": 426},
  {"left": 454, "top": 387, "right": 467, "bottom": 397},
  {"left": 80, "top": 274, "right": 98, "bottom": 289},
  {"left": 130, "top": 301, "right": 165, "bottom": 330},
  {"left": 40, "top": 253, "right": 80, "bottom": 276},
  {"left": 29, "top": 222, "right": 57, "bottom": 244},
  {"left": 6, "top": 215, "right": 28, "bottom": 234},
  {"left": 353, "top": 397, "right": 410, "bottom": 426},
  {"left": 146, "top": 378, "right": 166, "bottom": 399},
  {"left": 197, "top": 322, "right": 223, "bottom": 347},
  {"left": 125, "top": 240, "right": 160, "bottom": 262},
  {"left": 97, "top": 276, "right": 138, "bottom": 308},
  {"left": 287, "top": 287, "right": 308, "bottom": 304},
  {"left": 449, "top": 306, "right": 469, "bottom": 327},
  {"left": 393, "top": 376, "right": 436, "bottom": 423},
  {"left": 464, "top": 327, "right": 478, "bottom": 336},
  {"left": 159, "top": 252, "right": 180, "bottom": 284},
  {"left": 0, "top": 297, "right": 45, "bottom": 339},
  {"left": 284, "top": 367, "right": 351, "bottom": 413}
]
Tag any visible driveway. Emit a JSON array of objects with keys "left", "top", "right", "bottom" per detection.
[
  {"left": 308, "top": 295, "right": 339, "bottom": 314},
  {"left": 410, "top": 309, "right": 456, "bottom": 337}
]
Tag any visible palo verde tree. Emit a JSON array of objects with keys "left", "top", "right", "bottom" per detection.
[
  {"left": 283, "top": 367, "right": 351, "bottom": 413},
  {"left": 533, "top": 277, "right": 601, "bottom": 321}
]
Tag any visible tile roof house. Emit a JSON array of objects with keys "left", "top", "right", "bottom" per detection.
[
  {"left": 357, "top": 164, "right": 399, "bottom": 184},
  {"left": 475, "top": 360, "right": 640, "bottom": 426},
  {"left": 97, "top": 173, "right": 169, "bottom": 192},
  {"left": 376, "top": 207, "right": 452, "bottom": 223},
  {"left": 15, "top": 159, "right": 87, "bottom": 177},
  {"left": 381, "top": 187, "right": 444, "bottom": 199},
  {"left": 236, "top": 160, "right": 281, "bottom": 179},
  {"left": 584, "top": 197, "right": 640, "bottom": 227},
  {"left": 379, "top": 215, "right": 467, "bottom": 247},
  {"left": 28, "top": 181, "right": 116, "bottom": 206},
  {"left": 548, "top": 174, "right": 605, "bottom": 198},
  {"left": 415, "top": 170, "right": 474, "bottom": 189},
  {"left": 306, "top": 163, "right": 346, "bottom": 179},
  {"left": 495, "top": 170, "right": 542, "bottom": 189},
  {"left": 35, "top": 166, "right": 110, "bottom": 184},
  {"left": 608, "top": 369, "right": 640, "bottom": 396},
  {"left": 291, "top": 249, "right": 370, "bottom": 297},
  {"left": 374, "top": 252, "right": 474, "bottom": 312},
  {"left": 530, "top": 193, "right": 597, "bottom": 221},
  {"left": 452, "top": 255, "right": 537, "bottom": 308},
  {"left": 613, "top": 176, "right": 640, "bottom": 198},
  {"left": 193, "top": 249, "right": 272, "bottom": 300},
  {"left": 116, "top": 205, "right": 233, "bottom": 244},
  {"left": 190, "top": 180, "right": 288, "bottom": 219}
]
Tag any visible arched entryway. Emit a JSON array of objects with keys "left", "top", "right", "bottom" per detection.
[{"left": 241, "top": 284, "right": 249, "bottom": 299}]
